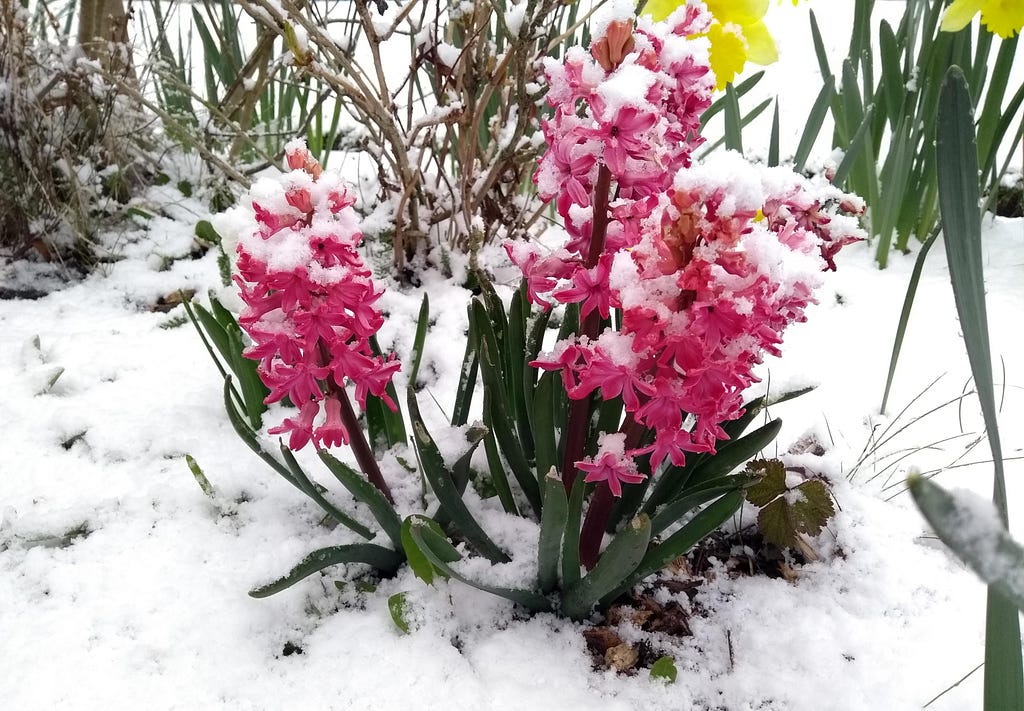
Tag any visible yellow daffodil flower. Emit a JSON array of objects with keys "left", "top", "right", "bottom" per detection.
[
  {"left": 644, "top": 0, "right": 779, "bottom": 90},
  {"left": 940, "top": 0, "right": 1024, "bottom": 39}
]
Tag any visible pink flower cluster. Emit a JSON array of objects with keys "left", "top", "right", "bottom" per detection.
[
  {"left": 531, "top": 6, "right": 714, "bottom": 259},
  {"left": 231, "top": 141, "right": 400, "bottom": 450},
  {"left": 511, "top": 6, "right": 864, "bottom": 495}
]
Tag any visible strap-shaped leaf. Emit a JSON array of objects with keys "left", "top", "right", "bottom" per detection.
[
  {"left": 603, "top": 490, "right": 744, "bottom": 606},
  {"left": 401, "top": 515, "right": 455, "bottom": 585},
  {"left": 910, "top": 476, "right": 1024, "bottom": 612},
  {"left": 451, "top": 303, "right": 479, "bottom": 427},
  {"left": 767, "top": 99, "right": 780, "bottom": 167},
  {"left": 191, "top": 301, "right": 232, "bottom": 366},
  {"left": 560, "top": 476, "right": 588, "bottom": 589},
  {"left": 561, "top": 514, "right": 652, "bottom": 620},
  {"left": 209, "top": 295, "right": 268, "bottom": 429},
  {"left": 880, "top": 228, "right": 939, "bottom": 413},
  {"left": 680, "top": 418, "right": 782, "bottom": 491},
  {"left": 407, "top": 293, "right": 430, "bottom": 387},
  {"left": 452, "top": 424, "right": 489, "bottom": 493},
  {"left": 699, "top": 70, "right": 764, "bottom": 127},
  {"left": 538, "top": 468, "right": 568, "bottom": 594},
  {"left": 407, "top": 392, "right": 509, "bottom": 564},
  {"left": 248, "top": 543, "right": 403, "bottom": 598},
  {"left": 643, "top": 418, "right": 781, "bottom": 515},
  {"left": 366, "top": 335, "right": 407, "bottom": 451},
  {"left": 522, "top": 302, "right": 552, "bottom": 433},
  {"left": 833, "top": 104, "right": 876, "bottom": 187},
  {"left": 477, "top": 331, "right": 542, "bottom": 517},
  {"left": 650, "top": 475, "right": 750, "bottom": 537},
  {"left": 221, "top": 378, "right": 299, "bottom": 486},
  {"left": 405, "top": 515, "right": 552, "bottom": 612},
  {"left": 723, "top": 82, "right": 743, "bottom": 153},
  {"left": 318, "top": 450, "right": 402, "bottom": 550},
  {"left": 279, "top": 445, "right": 374, "bottom": 540},
  {"left": 878, "top": 20, "right": 904, "bottom": 129},
  {"left": 507, "top": 283, "right": 534, "bottom": 460},
  {"left": 808, "top": 11, "right": 831, "bottom": 81},
  {"left": 481, "top": 417, "right": 519, "bottom": 515},
  {"left": 794, "top": 75, "right": 834, "bottom": 173},
  {"left": 532, "top": 372, "right": 559, "bottom": 486},
  {"left": 938, "top": 66, "right": 1023, "bottom": 710}
]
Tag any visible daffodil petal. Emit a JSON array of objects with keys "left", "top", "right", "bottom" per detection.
[
  {"left": 940, "top": 0, "right": 985, "bottom": 32},
  {"left": 642, "top": 0, "right": 683, "bottom": 22},
  {"left": 707, "top": 0, "right": 769, "bottom": 24},
  {"left": 707, "top": 21, "right": 748, "bottom": 90},
  {"left": 743, "top": 20, "right": 778, "bottom": 64},
  {"left": 980, "top": 0, "right": 1024, "bottom": 39}
]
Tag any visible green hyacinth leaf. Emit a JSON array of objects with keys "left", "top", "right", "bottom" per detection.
[
  {"left": 318, "top": 450, "right": 403, "bottom": 550},
  {"left": 650, "top": 475, "right": 749, "bottom": 538},
  {"left": 605, "top": 490, "right": 744, "bottom": 606},
  {"left": 538, "top": 468, "right": 568, "bottom": 594},
  {"left": 561, "top": 514, "right": 652, "bottom": 621},
  {"left": 279, "top": 446, "right": 375, "bottom": 540},
  {"left": 408, "top": 393, "right": 509, "bottom": 564},
  {"left": 249, "top": 543, "right": 403, "bottom": 598},
  {"left": 407, "top": 516, "right": 553, "bottom": 613},
  {"left": 401, "top": 515, "right": 459, "bottom": 585}
]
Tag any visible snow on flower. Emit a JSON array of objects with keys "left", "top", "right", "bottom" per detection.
[
  {"left": 515, "top": 3, "right": 864, "bottom": 494},
  {"left": 227, "top": 140, "right": 400, "bottom": 450}
]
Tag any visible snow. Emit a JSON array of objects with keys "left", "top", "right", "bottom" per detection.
[{"left": 2, "top": 2, "right": 1024, "bottom": 710}]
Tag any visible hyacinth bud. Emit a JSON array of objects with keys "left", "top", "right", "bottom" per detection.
[
  {"left": 591, "top": 19, "right": 635, "bottom": 72},
  {"left": 284, "top": 142, "right": 323, "bottom": 180}
]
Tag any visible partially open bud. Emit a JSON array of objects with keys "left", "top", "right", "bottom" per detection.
[
  {"left": 591, "top": 19, "right": 635, "bottom": 72},
  {"left": 285, "top": 142, "right": 323, "bottom": 180}
]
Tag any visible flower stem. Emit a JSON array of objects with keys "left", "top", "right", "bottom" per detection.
[
  {"left": 577, "top": 413, "right": 647, "bottom": 569},
  {"left": 318, "top": 343, "right": 395, "bottom": 504},
  {"left": 560, "top": 165, "right": 613, "bottom": 491},
  {"left": 335, "top": 386, "right": 395, "bottom": 504},
  {"left": 579, "top": 482, "right": 614, "bottom": 570}
]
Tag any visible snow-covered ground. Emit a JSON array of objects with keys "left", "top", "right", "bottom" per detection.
[{"left": 2, "top": 2, "right": 1024, "bottom": 709}]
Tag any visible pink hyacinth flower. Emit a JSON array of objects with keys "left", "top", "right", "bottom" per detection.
[{"left": 576, "top": 433, "right": 646, "bottom": 497}]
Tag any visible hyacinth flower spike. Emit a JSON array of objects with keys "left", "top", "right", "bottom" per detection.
[
  {"left": 232, "top": 140, "right": 400, "bottom": 503},
  {"left": 508, "top": 7, "right": 863, "bottom": 570}
]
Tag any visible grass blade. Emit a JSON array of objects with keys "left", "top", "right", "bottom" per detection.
[
  {"left": 880, "top": 228, "right": 939, "bottom": 414},
  {"left": 793, "top": 76, "right": 835, "bottom": 173}
]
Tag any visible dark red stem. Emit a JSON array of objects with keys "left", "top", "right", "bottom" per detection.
[
  {"left": 335, "top": 386, "right": 395, "bottom": 504},
  {"left": 579, "top": 482, "right": 615, "bottom": 570},
  {"left": 560, "top": 165, "right": 613, "bottom": 491},
  {"left": 577, "top": 413, "right": 647, "bottom": 569},
  {"left": 318, "top": 343, "right": 395, "bottom": 504}
]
